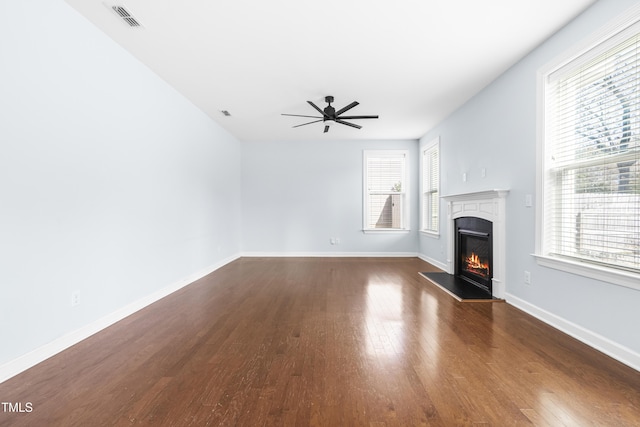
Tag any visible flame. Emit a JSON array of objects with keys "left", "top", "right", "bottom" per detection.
[{"left": 464, "top": 252, "right": 489, "bottom": 277}]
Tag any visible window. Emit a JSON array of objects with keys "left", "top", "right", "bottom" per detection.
[
  {"left": 537, "top": 14, "right": 640, "bottom": 287},
  {"left": 363, "top": 150, "right": 409, "bottom": 231},
  {"left": 421, "top": 138, "right": 440, "bottom": 234}
]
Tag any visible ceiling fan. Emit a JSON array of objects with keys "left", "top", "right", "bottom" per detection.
[{"left": 282, "top": 96, "right": 379, "bottom": 133}]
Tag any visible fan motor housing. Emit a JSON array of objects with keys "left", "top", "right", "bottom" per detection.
[{"left": 324, "top": 105, "right": 336, "bottom": 118}]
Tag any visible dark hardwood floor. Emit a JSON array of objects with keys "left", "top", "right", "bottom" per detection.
[{"left": 1, "top": 257, "right": 639, "bottom": 426}]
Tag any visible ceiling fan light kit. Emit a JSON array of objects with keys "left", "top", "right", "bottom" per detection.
[{"left": 282, "top": 96, "right": 379, "bottom": 133}]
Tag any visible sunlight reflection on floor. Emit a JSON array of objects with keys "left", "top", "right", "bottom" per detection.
[{"left": 364, "top": 279, "right": 405, "bottom": 360}]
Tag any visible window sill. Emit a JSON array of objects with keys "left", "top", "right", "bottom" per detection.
[
  {"left": 534, "top": 254, "right": 640, "bottom": 292},
  {"left": 362, "top": 229, "right": 411, "bottom": 234},
  {"left": 420, "top": 230, "right": 440, "bottom": 238}
]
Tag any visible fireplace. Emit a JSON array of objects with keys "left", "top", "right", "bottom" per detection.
[
  {"left": 455, "top": 217, "right": 493, "bottom": 293},
  {"left": 442, "top": 189, "right": 508, "bottom": 299}
]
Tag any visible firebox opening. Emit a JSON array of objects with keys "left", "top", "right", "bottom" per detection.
[{"left": 455, "top": 217, "right": 493, "bottom": 293}]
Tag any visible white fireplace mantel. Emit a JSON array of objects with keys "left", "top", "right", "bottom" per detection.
[
  {"left": 442, "top": 189, "right": 509, "bottom": 298},
  {"left": 441, "top": 189, "right": 510, "bottom": 202}
]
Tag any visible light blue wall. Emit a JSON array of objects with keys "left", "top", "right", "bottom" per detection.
[
  {"left": 242, "top": 139, "right": 419, "bottom": 254},
  {"left": 3, "top": 0, "right": 638, "bottom": 374},
  {"left": 419, "top": 0, "right": 640, "bottom": 357},
  {"left": 0, "top": 0, "right": 242, "bottom": 365}
]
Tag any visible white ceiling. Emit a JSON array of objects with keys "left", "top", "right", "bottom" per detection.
[{"left": 64, "top": 0, "right": 596, "bottom": 142}]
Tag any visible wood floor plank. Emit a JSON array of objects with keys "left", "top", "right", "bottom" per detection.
[{"left": 1, "top": 257, "right": 639, "bottom": 426}]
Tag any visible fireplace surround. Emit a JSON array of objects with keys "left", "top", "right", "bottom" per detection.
[
  {"left": 442, "top": 190, "right": 509, "bottom": 299},
  {"left": 455, "top": 216, "right": 493, "bottom": 293}
]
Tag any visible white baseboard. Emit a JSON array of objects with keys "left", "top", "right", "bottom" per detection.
[
  {"left": 506, "top": 293, "right": 640, "bottom": 372},
  {"left": 416, "top": 253, "right": 448, "bottom": 271},
  {"left": 241, "top": 251, "right": 420, "bottom": 258},
  {"left": 0, "top": 253, "right": 242, "bottom": 385}
]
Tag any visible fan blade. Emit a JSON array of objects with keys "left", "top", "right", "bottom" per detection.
[
  {"left": 324, "top": 125, "right": 330, "bottom": 133},
  {"left": 282, "top": 113, "right": 323, "bottom": 119},
  {"left": 293, "top": 119, "right": 324, "bottom": 128},
  {"left": 335, "top": 101, "right": 359, "bottom": 116},
  {"left": 337, "top": 115, "right": 379, "bottom": 120},
  {"left": 307, "top": 101, "right": 329, "bottom": 117},
  {"left": 336, "top": 119, "right": 362, "bottom": 129}
]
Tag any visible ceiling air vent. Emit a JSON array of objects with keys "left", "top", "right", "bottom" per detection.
[{"left": 110, "top": 5, "right": 142, "bottom": 27}]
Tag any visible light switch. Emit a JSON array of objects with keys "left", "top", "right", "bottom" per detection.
[{"left": 525, "top": 194, "right": 533, "bottom": 207}]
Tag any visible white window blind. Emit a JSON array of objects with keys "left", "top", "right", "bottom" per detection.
[
  {"left": 422, "top": 140, "right": 439, "bottom": 233},
  {"left": 543, "top": 24, "right": 640, "bottom": 274},
  {"left": 363, "top": 151, "right": 408, "bottom": 230}
]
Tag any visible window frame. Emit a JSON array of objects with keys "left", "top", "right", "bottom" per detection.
[
  {"left": 420, "top": 137, "right": 440, "bottom": 236},
  {"left": 535, "top": 5, "right": 640, "bottom": 291},
  {"left": 362, "top": 150, "right": 410, "bottom": 233}
]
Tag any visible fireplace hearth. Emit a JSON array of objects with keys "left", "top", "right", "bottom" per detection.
[{"left": 455, "top": 217, "right": 493, "bottom": 293}]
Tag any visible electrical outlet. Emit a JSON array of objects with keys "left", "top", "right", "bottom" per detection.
[
  {"left": 71, "top": 291, "right": 81, "bottom": 307},
  {"left": 524, "top": 271, "right": 531, "bottom": 285}
]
